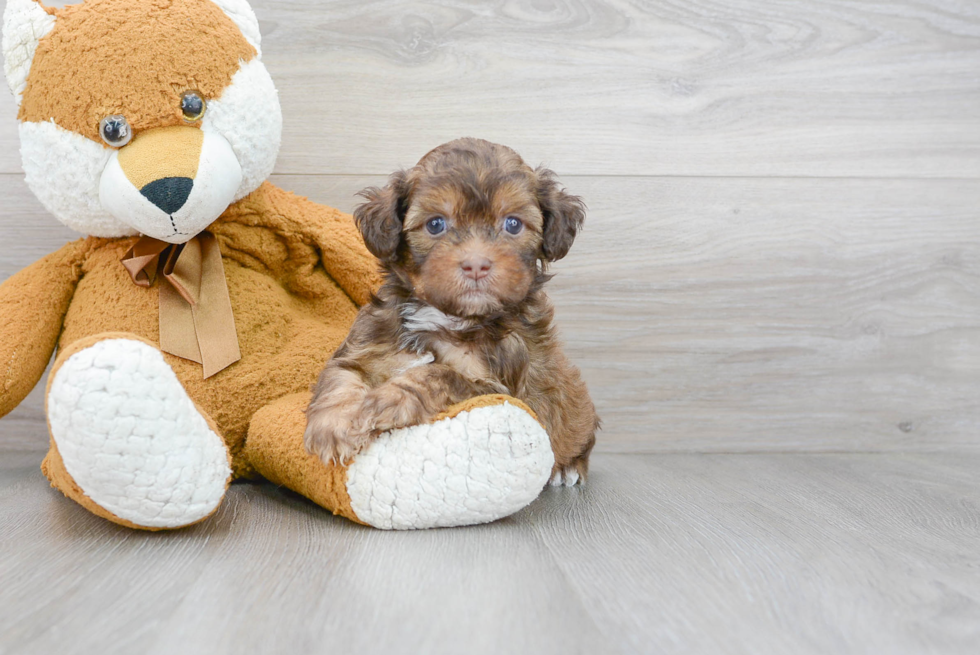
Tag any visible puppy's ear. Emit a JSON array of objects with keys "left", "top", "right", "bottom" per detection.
[
  {"left": 353, "top": 170, "right": 410, "bottom": 262},
  {"left": 536, "top": 167, "right": 586, "bottom": 262}
]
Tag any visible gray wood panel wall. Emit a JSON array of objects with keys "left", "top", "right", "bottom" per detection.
[{"left": 1, "top": 0, "right": 978, "bottom": 453}]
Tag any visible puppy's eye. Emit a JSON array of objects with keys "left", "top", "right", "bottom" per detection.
[
  {"left": 425, "top": 216, "right": 447, "bottom": 235},
  {"left": 181, "top": 90, "right": 206, "bottom": 122},
  {"left": 99, "top": 115, "right": 132, "bottom": 147},
  {"left": 504, "top": 216, "right": 523, "bottom": 235}
]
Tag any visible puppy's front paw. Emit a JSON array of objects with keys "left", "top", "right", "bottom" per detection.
[
  {"left": 354, "top": 383, "right": 439, "bottom": 437},
  {"left": 304, "top": 404, "right": 372, "bottom": 465}
]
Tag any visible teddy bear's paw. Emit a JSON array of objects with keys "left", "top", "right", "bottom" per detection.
[
  {"left": 47, "top": 338, "right": 231, "bottom": 529},
  {"left": 344, "top": 401, "right": 554, "bottom": 529}
]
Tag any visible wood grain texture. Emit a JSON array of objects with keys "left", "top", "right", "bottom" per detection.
[
  {"left": 1, "top": 449, "right": 977, "bottom": 655},
  {"left": 523, "top": 452, "right": 980, "bottom": 655},
  {"left": 1, "top": 0, "right": 979, "bottom": 177},
  {"left": 2, "top": 173, "right": 978, "bottom": 453},
  {"left": 552, "top": 175, "right": 980, "bottom": 453}
]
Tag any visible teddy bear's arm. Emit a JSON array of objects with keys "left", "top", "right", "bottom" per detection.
[
  {"left": 300, "top": 199, "right": 384, "bottom": 307},
  {"left": 235, "top": 183, "right": 383, "bottom": 306},
  {"left": 0, "top": 240, "right": 89, "bottom": 419}
]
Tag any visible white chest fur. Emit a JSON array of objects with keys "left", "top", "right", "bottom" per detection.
[
  {"left": 400, "top": 304, "right": 472, "bottom": 333},
  {"left": 399, "top": 304, "right": 489, "bottom": 380}
]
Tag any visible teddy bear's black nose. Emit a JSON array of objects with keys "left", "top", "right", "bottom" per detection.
[{"left": 140, "top": 177, "right": 194, "bottom": 215}]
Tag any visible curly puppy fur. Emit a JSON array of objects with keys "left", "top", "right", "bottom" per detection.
[{"left": 305, "top": 138, "right": 598, "bottom": 485}]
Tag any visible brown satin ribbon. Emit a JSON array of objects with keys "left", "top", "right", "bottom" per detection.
[{"left": 122, "top": 232, "right": 241, "bottom": 379}]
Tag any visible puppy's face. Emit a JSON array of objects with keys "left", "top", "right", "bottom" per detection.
[
  {"left": 401, "top": 165, "right": 544, "bottom": 317},
  {"left": 355, "top": 138, "right": 585, "bottom": 318}
]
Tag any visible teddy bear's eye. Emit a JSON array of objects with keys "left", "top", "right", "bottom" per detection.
[
  {"left": 99, "top": 115, "right": 132, "bottom": 147},
  {"left": 181, "top": 91, "right": 206, "bottom": 122}
]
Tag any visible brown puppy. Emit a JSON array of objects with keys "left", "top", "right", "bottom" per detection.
[{"left": 305, "top": 138, "right": 598, "bottom": 485}]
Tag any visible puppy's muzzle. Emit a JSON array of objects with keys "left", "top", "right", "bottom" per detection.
[{"left": 461, "top": 255, "right": 493, "bottom": 282}]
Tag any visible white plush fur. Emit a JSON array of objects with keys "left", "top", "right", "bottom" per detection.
[
  {"left": 48, "top": 339, "right": 232, "bottom": 528},
  {"left": 19, "top": 120, "right": 134, "bottom": 238},
  {"left": 346, "top": 402, "right": 555, "bottom": 529},
  {"left": 99, "top": 131, "right": 243, "bottom": 244},
  {"left": 1, "top": 0, "right": 55, "bottom": 104},
  {"left": 201, "top": 57, "right": 282, "bottom": 201},
  {"left": 209, "top": 0, "right": 261, "bottom": 55}
]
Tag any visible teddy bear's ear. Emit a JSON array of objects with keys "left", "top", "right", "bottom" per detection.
[
  {"left": 2, "top": 0, "right": 56, "bottom": 106},
  {"left": 209, "top": 0, "right": 262, "bottom": 56}
]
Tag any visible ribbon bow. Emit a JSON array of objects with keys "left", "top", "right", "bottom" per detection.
[{"left": 122, "top": 232, "right": 241, "bottom": 379}]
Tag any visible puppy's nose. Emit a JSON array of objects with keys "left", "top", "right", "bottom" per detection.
[
  {"left": 141, "top": 177, "right": 194, "bottom": 215},
  {"left": 461, "top": 256, "right": 493, "bottom": 281}
]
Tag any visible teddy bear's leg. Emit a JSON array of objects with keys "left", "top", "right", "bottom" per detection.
[
  {"left": 42, "top": 334, "right": 232, "bottom": 530},
  {"left": 244, "top": 393, "right": 555, "bottom": 529}
]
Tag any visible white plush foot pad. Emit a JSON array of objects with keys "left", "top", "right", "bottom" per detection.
[
  {"left": 48, "top": 339, "right": 231, "bottom": 528},
  {"left": 345, "top": 402, "right": 555, "bottom": 530}
]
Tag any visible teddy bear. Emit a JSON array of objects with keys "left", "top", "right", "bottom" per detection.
[{"left": 0, "top": 0, "right": 556, "bottom": 530}]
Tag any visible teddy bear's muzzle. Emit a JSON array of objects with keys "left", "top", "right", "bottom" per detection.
[{"left": 99, "top": 126, "right": 244, "bottom": 244}]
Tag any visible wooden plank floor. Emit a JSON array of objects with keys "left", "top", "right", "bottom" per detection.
[{"left": 1, "top": 439, "right": 978, "bottom": 655}]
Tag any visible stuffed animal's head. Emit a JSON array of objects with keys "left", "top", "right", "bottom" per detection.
[{"left": 2, "top": 0, "right": 281, "bottom": 243}]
